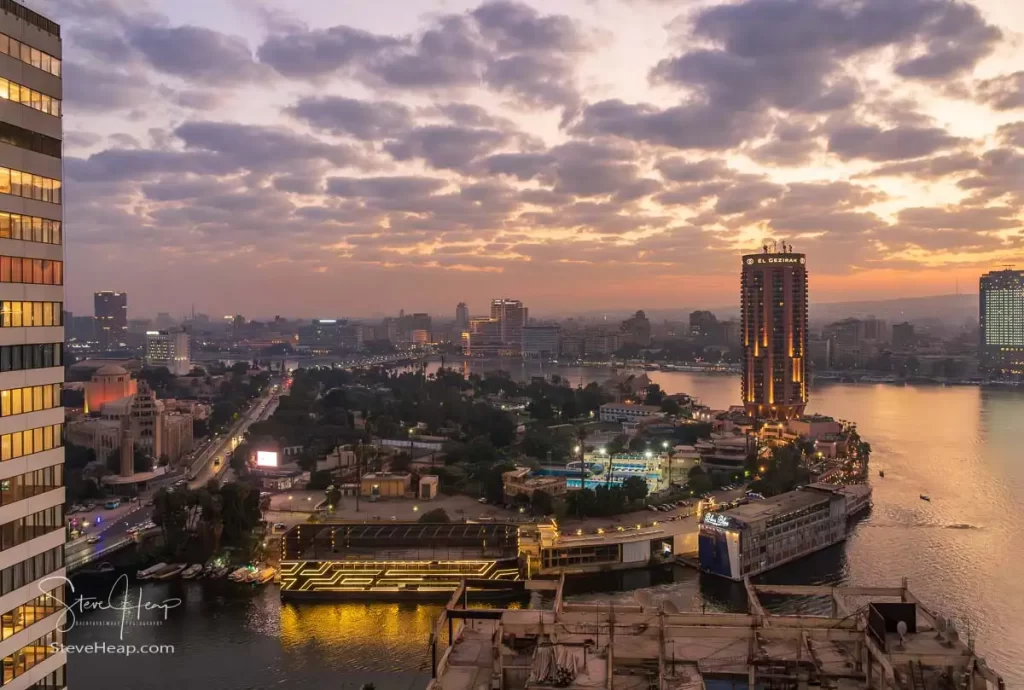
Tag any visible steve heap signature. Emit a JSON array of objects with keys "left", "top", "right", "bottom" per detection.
[{"left": 39, "top": 574, "right": 182, "bottom": 640}]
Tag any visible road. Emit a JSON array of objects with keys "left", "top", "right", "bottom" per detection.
[
  {"left": 188, "top": 382, "right": 281, "bottom": 489},
  {"left": 68, "top": 383, "right": 282, "bottom": 570}
]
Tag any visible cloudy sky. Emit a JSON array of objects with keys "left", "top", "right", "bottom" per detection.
[{"left": 40, "top": 0, "right": 1024, "bottom": 319}]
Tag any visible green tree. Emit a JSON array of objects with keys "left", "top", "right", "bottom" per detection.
[
  {"left": 418, "top": 508, "right": 450, "bottom": 523},
  {"left": 307, "top": 470, "right": 333, "bottom": 490},
  {"left": 687, "top": 465, "right": 712, "bottom": 495},
  {"left": 531, "top": 489, "right": 553, "bottom": 516},
  {"left": 622, "top": 476, "right": 648, "bottom": 503}
]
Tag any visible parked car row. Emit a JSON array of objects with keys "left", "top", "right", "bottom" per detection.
[{"left": 647, "top": 500, "right": 692, "bottom": 513}]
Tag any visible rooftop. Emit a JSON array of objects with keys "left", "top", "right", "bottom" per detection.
[{"left": 719, "top": 486, "right": 830, "bottom": 525}]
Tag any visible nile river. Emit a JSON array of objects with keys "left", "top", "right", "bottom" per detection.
[{"left": 68, "top": 364, "right": 1024, "bottom": 687}]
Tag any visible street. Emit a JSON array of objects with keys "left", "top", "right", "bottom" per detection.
[{"left": 68, "top": 383, "right": 281, "bottom": 569}]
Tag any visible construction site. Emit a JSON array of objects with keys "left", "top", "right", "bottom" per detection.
[{"left": 427, "top": 577, "right": 1005, "bottom": 690}]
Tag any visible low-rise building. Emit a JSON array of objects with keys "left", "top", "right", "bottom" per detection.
[
  {"left": 418, "top": 475, "right": 439, "bottom": 500},
  {"left": 787, "top": 414, "right": 843, "bottom": 440},
  {"left": 599, "top": 402, "right": 663, "bottom": 424},
  {"left": 502, "top": 468, "right": 568, "bottom": 502},
  {"left": 361, "top": 472, "right": 412, "bottom": 498}
]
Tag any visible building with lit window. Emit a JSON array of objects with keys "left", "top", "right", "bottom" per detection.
[
  {"left": 979, "top": 269, "right": 1024, "bottom": 376},
  {"left": 145, "top": 328, "right": 191, "bottom": 375},
  {"left": 741, "top": 246, "right": 808, "bottom": 419},
  {"left": 490, "top": 298, "right": 527, "bottom": 350},
  {"left": 521, "top": 325, "right": 559, "bottom": 358},
  {"left": 94, "top": 290, "right": 127, "bottom": 350},
  {"left": 0, "top": 3, "right": 66, "bottom": 687}
]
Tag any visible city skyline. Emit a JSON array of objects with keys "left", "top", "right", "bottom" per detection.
[{"left": 38, "top": 0, "right": 1024, "bottom": 315}]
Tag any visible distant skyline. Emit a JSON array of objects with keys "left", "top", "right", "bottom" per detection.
[{"left": 41, "top": 0, "right": 1024, "bottom": 315}]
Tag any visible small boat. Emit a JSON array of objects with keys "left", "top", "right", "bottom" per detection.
[
  {"left": 878, "top": 470, "right": 885, "bottom": 478},
  {"left": 228, "top": 567, "right": 250, "bottom": 582},
  {"left": 244, "top": 568, "right": 262, "bottom": 583},
  {"left": 920, "top": 494, "right": 931, "bottom": 501},
  {"left": 254, "top": 567, "right": 275, "bottom": 584},
  {"left": 181, "top": 564, "right": 203, "bottom": 579},
  {"left": 155, "top": 564, "right": 187, "bottom": 580},
  {"left": 213, "top": 566, "right": 230, "bottom": 579},
  {"left": 200, "top": 565, "right": 215, "bottom": 578},
  {"left": 137, "top": 562, "right": 168, "bottom": 580}
]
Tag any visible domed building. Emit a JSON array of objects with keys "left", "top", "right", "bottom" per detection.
[{"left": 84, "top": 364, "right": 138, "bottom": 413}]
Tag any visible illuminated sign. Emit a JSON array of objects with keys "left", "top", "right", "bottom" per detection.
[
  {"left": 317, "top": 319, "right": 337, "bottom": 324},
  {"left": 745, "top": 256, "right": 805, "bottom": 266},
  {"left": 146, "top": 331, "right": 160, "bottom": 335},
  {"left": 256, "top": 451, "right": 279, "bottom": 467},
  {"left": 703, "top": 512, "right": 732, "bottom": 528}
]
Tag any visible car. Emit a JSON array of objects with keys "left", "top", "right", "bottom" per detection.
[
  {"left": 273, "top": 522, "right": 288, "bottom": 532},
  {"left": 647, "top": 505, "right": 659, "bottom": 512},
  {"left": 86, "top": 536, "right": 102, "bottom": 545},
  {"left": 477, "top": 498, "right": 488, "bottom": 504},
  {"left": 66, "top": 506, "right": 79, "bottom": 515}
]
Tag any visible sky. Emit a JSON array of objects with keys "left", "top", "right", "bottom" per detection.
[{"left": 37, "top": 0, "right": 1024, "bottom": 319}]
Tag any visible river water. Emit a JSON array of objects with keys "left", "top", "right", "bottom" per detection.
[{"left": 67, "top": 362, "right": 1024, "bottom": 687}]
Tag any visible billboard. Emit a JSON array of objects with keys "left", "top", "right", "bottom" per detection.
[{"left": 256, "top": 451, "right": 279, "bottom": 467}]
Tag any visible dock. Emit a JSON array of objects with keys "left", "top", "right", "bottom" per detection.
[{"left": 429, "top": 576, "right": 1005, "bottom": 690}]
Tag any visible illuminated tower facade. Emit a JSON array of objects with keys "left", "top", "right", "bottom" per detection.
[{"left": 741, "top": 245, "right": 808, "bottom": 419}]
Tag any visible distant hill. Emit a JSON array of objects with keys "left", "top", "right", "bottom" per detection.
[{"left": 564, "top": 294, "right": 979, "bottom": 327}]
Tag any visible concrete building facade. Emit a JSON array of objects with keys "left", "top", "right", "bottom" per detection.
[
  {"left": 145, "top": 328, "right": 191, "bottom": 375},
  {"left": 0, "top": 4, "right": 67, "bottom": 687}
]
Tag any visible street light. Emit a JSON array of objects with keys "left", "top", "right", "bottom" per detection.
[{"left": 662, "top": 441, "right": 669, "bottom": 450}]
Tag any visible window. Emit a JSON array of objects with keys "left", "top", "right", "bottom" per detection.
[
  {"left": 0, "top": 384, "right": 62, "bottom": 417},
  {"left": 0, "top": 302, "right": 63, "bottom": 328},
  {"left": 0, "top": 123, "right": 60, "bottom": 158},
  {"left": 0, "top": 167, "right": 60, "bottom": 204},
  {"left": 0, "top": 464, "right": 62, "bottom": 507},
  {"left": 1, "top": 628, "right": 62, "bottom": 685},
  {"left": 0, "top": 32, "right": 61, "bottom": 75},
  {"left": 0, "top": 504, "right": 63, "bottom": 552},
  {"left": 0, "top": 547, "right": 63, "bottom": 596},
  {"left": 0, "top": 257, "right": 63, "bottom": 284},
  {"left": 0, "top": 76, "right": 61, "bottom": 118}
]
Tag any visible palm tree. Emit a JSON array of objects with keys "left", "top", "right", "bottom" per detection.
[{"left": 574, "top": 425, "right": 588, "bottom": 516}]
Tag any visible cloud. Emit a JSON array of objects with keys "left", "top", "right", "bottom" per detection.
[
  {"left": 127, "top": 24, "right": 263, "bottom": 83},
  {"left": 326, "top": 176, "right": 449, "bottom": 199},
  {"left": 384, "top": 125, "right": 512, "bottom": 172},
  {"left": 174, "top": 121, "right": 364, "bottom": 170},
  {"left": 827, "top": 123, "right": 964, "bottom": 161},
  {"left": 287, "top": 96, "right": 413, "bottom": 140},
  {"left": 976, "top": 72, "right": 1024, "bottom": 111},
  {"left": 256, "top": 25, "right": 402, "bottom": 78},
  {"left": 573, "top": 99, "right": 764, "bottom": 150},
  {"left": 860, "top": 152, "right": 979, "bottom": 179},
  {"left": 257, "top": 1, "right": 587, "bottom": 113}
]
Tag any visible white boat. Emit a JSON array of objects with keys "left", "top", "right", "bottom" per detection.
[
  {"left": 228, "top": 567, "right": 250, "bottom": 582},
  {"left": 155, "top": 564, "right": 187, "bottom": 580},
  {"left": 254, "top": 567, "right": 275, "bottom": 585},
  {"left": 181, "top": 564, "right": 203, "bottom": 579},
  {"left": 137, "top": 562, "right": 167, "bottom": 580}
]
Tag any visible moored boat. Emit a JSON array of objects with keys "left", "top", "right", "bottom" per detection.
[
  {"left": 254, "top": 567, "right": 275, "bottom": 584},
  {"left": 156, "top": 564, "right": 187, "bottom": 580},
  {"left": 137, "top": 562, "right": 168, "bottom": 580},
  {"left": 920, "top": 494, "right": 931, "bottom": 501},
  {"left": 228, "top": 567, "right": 250, "bottom": 582},
  {"left": 181, "top": 564, "right": 203, "bottom": 579}
]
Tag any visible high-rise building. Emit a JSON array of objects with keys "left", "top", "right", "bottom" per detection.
[
  {"left": 522, "top": 325, "right": 560, "bottom": 358},
  {"left": 95, "top": 290, "right": 128, "bottom": 349},
  {"left": 146, "top": 328, "right": 192, "bottom": 375},
  {"left": 689, "top": 310, "right": 718, "bottom": 337},
  {"left": 979, "top": 269, "right": 1024, "bottom": 375},
  {"left": 455, "top": 302, "right": 469, "bottom": 329},
  {"left": 620, "top": 310, "right": 652, "bottom": 346},
  {"left": 0, "top": 5, "right": 67, "bottom": 688},
  {"left": 490, "top": 298, "right": 527, "bottom": 349},
  {"left": 466, "top": 317, "right": 502, "bottom": 356},
  {"left": 741, "top": 245, "right": 808, "bottom": 419},
  {"left": 891, "top": 322, "right": 916, "bottom": 351}
]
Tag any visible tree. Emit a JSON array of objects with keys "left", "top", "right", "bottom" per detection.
[
  {"left": 628, "top": 436, "right": 647, "bottom": 452},
  {"left": 687, "top": 465, "right": 712, "bottom": 495},
  {"left": 622, "top": 475, "right": 648, "bottom": 503},
  {"left": 389, "top": 452, "right": 412, "bottom": 473},
  {"left": 418, "top": 508, "right": 450, "bottom": 523},
  {"left": 531, "top": 489, "right": 553, "bottom": 516},
  {"left": 307, "top": 470, "right": 333, "bottom": 490},
  {"left": 192, "top": 418, "right": 210, "bottom": 439},
  {"left": 325, "top": 485, "right": 341, "bottom": 510},
  {"left": 660, "top": 398, "right": 681, "bottom": 416},
  {"left": 643, "top": 384, "right": 665, "bottom": 405}
]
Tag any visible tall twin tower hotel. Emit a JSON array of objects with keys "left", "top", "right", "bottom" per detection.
[
  {"left": 0, "top": 2, "right": 66, "bottom": 689},
  {"left": 741, "top": 246, "right": 809, "bottom": 420}
]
